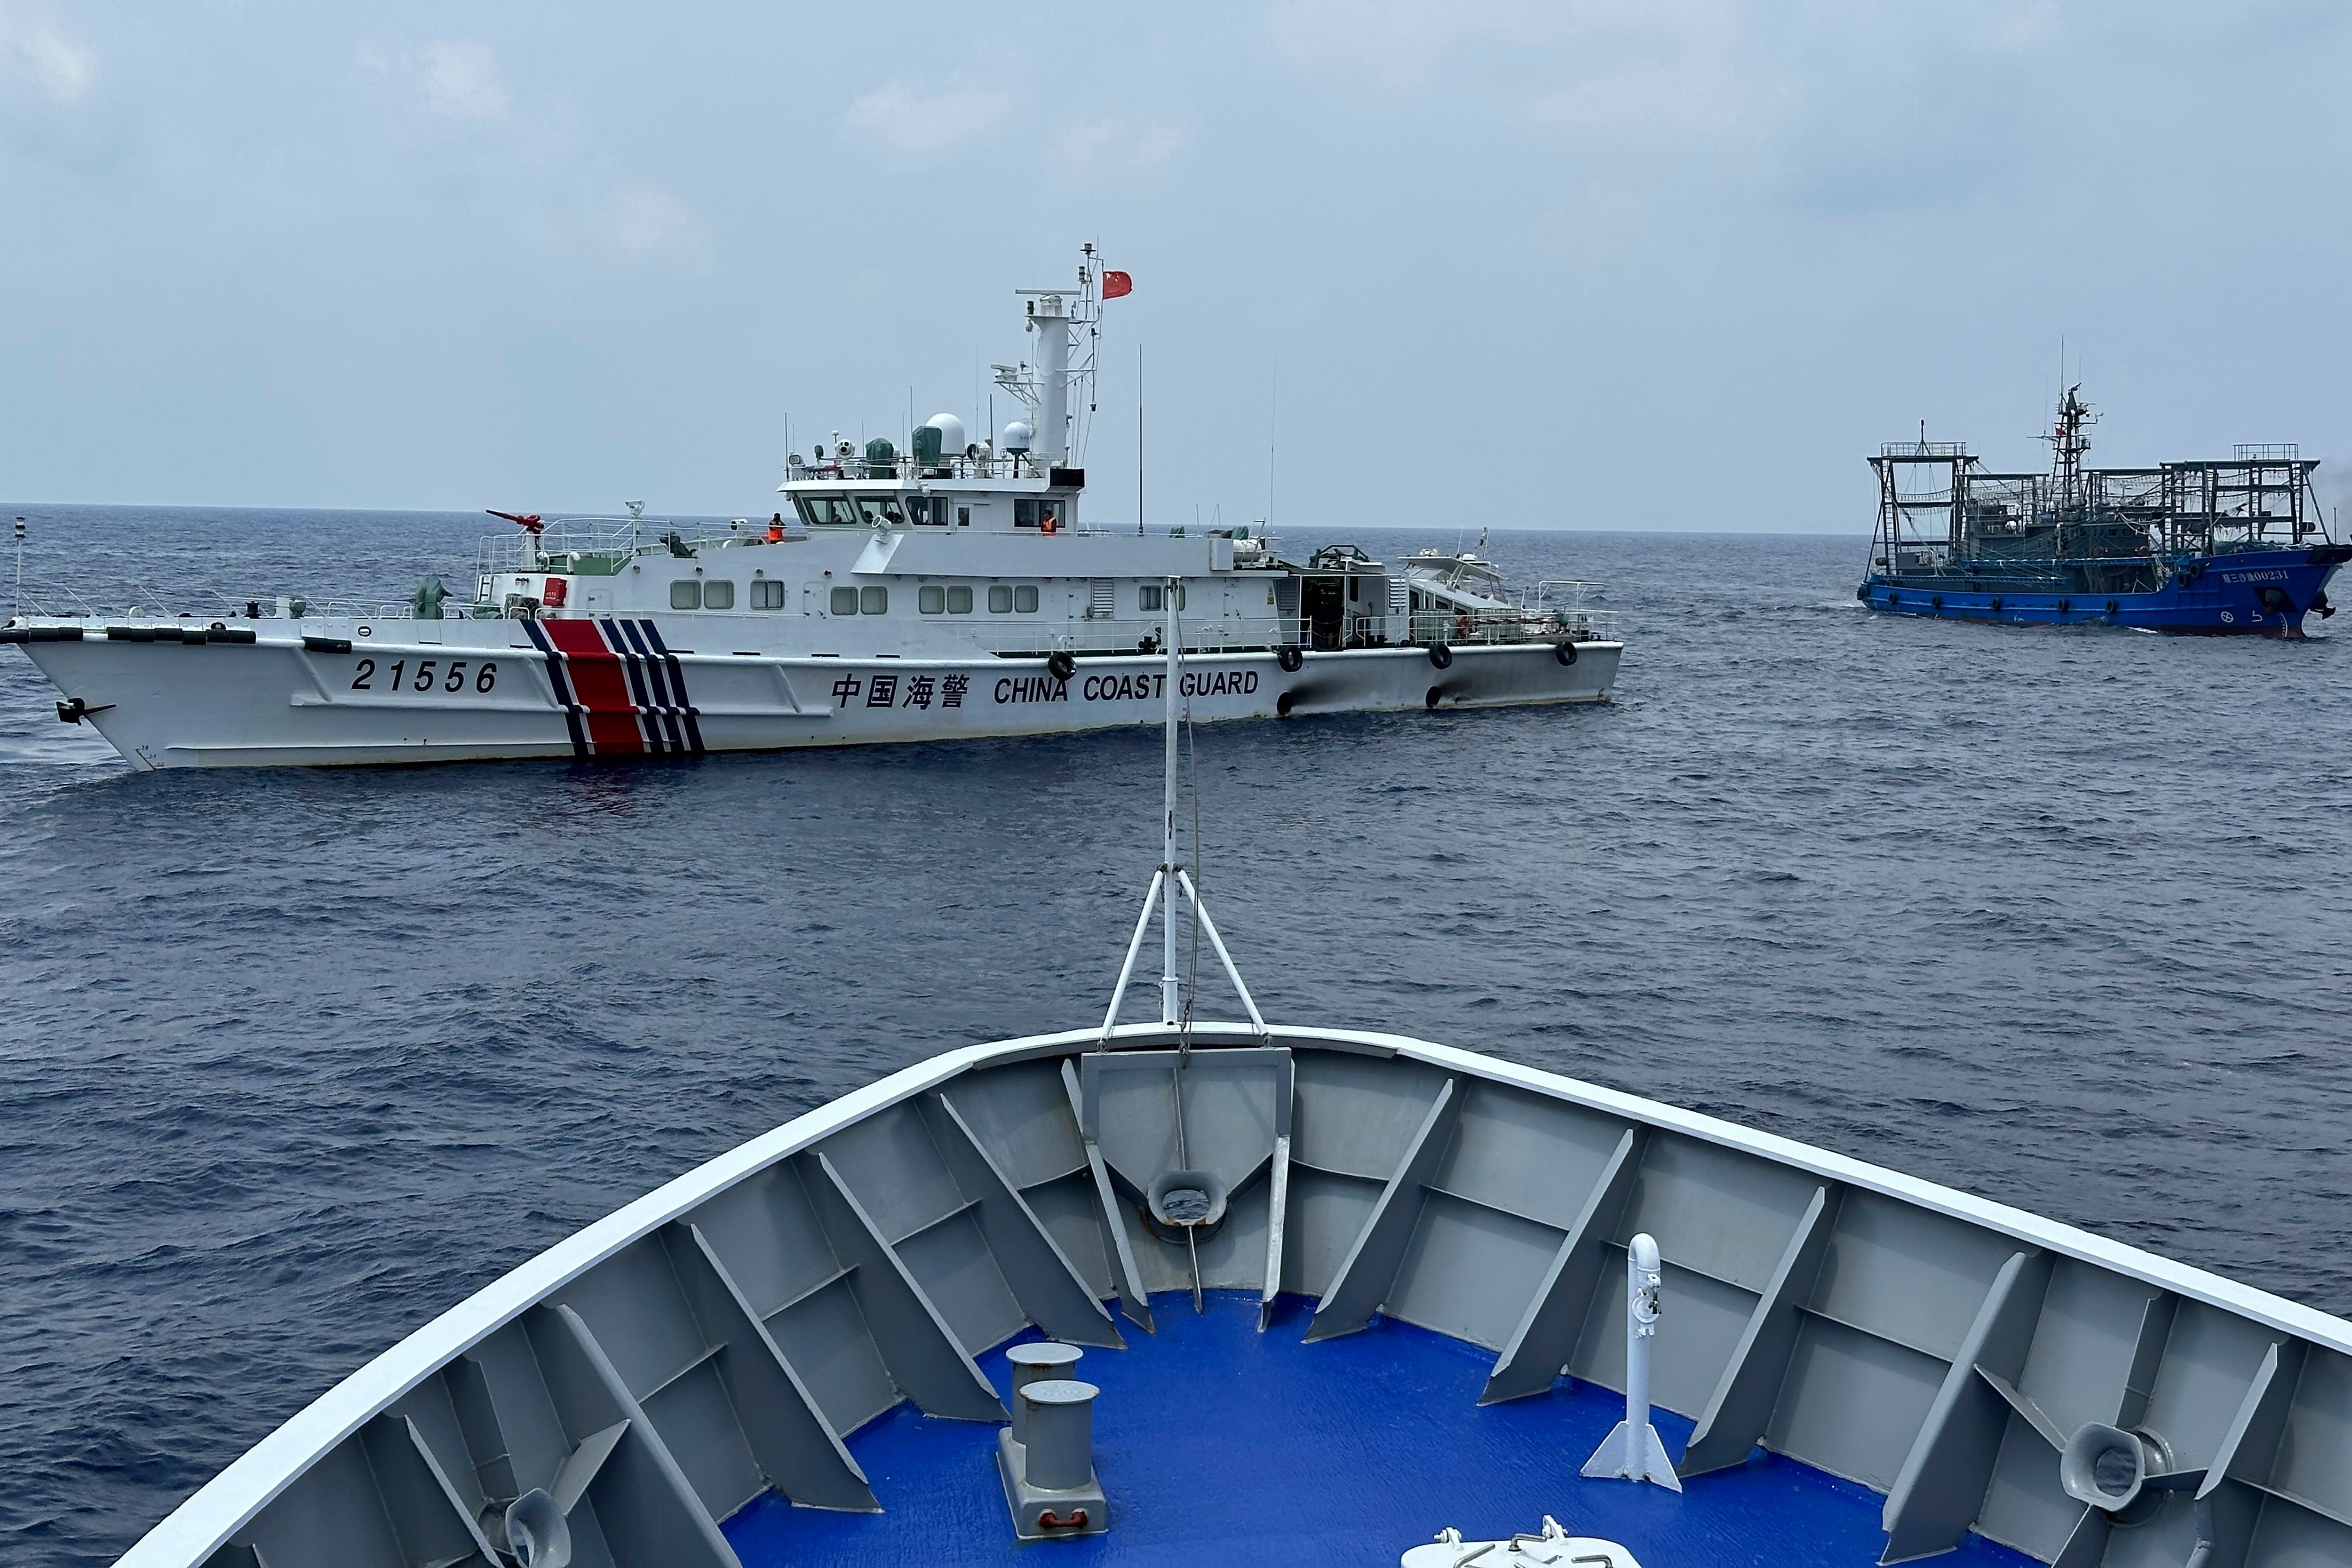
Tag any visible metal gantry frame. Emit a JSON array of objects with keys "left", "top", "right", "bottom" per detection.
[{"left": 1869, "top": 437, "right": 2329, "bottom": 575}]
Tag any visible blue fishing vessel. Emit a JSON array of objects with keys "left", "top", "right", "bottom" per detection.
[{"left": 1859, "top": 388, "right": 2347, "bottom": 635}]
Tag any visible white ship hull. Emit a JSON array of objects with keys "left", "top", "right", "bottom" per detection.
[{"left": 14, "top": 617, "right": 1620, "bottom": 770}]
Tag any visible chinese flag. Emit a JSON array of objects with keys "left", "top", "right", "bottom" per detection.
[{"left": 1101, "top": 270, "right": 1133, "bottom": 299}]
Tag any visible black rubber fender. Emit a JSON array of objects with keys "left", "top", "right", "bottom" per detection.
[
  {"left": 1276, "top": 691, "right": 1295, "bottom": 717},
  {"left": 1045, "top": 650, "right": 1076, "bottom": 682},
  {"left": 2056, "top": 598, "right": 2071, "bottom": 614},
  {"left": 1427, "top": 642, "right": 1453, "bottom": 670},
  {"left": 1276, "top": 645, "right": 1303, "bottom": 673},
  {"left": 1931, "top": 595, "right": 1943, "bottom": 612},
  {"left": 1990, "top": 597, "right": 2004, "bottom": 613},
  {"left": 1554, "top": 641, "right": 1578, "bottom": 665}
]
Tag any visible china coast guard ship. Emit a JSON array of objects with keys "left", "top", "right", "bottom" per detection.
[
  {"left": 1859, "top": 387, "right": 2347, "bottom": 635},
  {"left": 89, "top": 618, "right": 2352, "bottom": 1568},
  {"left": 2, "top": 252, "right": 1619, "bottom": 771}
]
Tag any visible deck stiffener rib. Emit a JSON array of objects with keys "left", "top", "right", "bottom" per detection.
[
  {"left": 1480, "top": 1126, "right": 1645, "bottom": 1404},
  {"left": 538, "top": 1304, "right": 741, "bottom": 1568},
  {"left": 1305, "top": 1076, "right": 1461, "bottom": 1342},
  {"left": 1681, "top": 1183, "right": 1842, "bottom": 1476},
  {"left": 1878, "top": 1249, "right": 2052, "bottom": 1564},
  {"left": 1060, "top": 1059, "right": 1155, "bottom": 1332},
  {"left": 931, "top": 1091, "right": 1125, "bottom": 1349},
  {"left": 798, "top": 1152, "right": 1008, "bottom": 1422},
  {"left": 662, "top": 1222, "right": 879, "bottom": 1512},
  {"left": 2185, "top": 1339, "right": 2305, "bottom": 1568},
  {"left": 356, "top": 1413, "right": 502, "bottom": 1567},
  {"left": 1261, "top": 1130, "right": 1292, "bottom": 1331}
]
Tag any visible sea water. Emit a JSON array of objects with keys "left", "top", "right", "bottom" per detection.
[{"left": 2, "top": 507, "right": 2348, "bottom": 1565}]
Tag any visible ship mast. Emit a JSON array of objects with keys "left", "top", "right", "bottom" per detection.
[{"left": 2045, "top": 383, "right": 2095, "bottom": 512}]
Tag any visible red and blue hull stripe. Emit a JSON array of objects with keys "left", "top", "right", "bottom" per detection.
[{"left": 522, "top": 618, "right": 704, "bottom": 757}]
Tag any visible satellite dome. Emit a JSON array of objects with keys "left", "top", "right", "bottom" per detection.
[
  {"left": 1002, "top": 420, "right": 1033, "bottom": 454},
  {"left": 923, "top": 413, "right": 968, "bottom": 454}
]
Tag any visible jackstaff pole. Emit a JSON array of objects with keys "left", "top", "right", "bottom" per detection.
[{"left": 1160, "top": 575, "right": 1181, "bottom": 1025}]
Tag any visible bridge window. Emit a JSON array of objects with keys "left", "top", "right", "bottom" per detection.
[
  {"left": 911, "top": 497, "right": 951, "bottom": 526},
  {"left": 829, "top": 586, "right": 858, "bottom": 615},
  {"left": 1016, "top": 499, "right": 1041, "bottom": 528},
  {"left": 702, "top": 580, "right": 734, "bottom": 610},
  {"left": 670, "top": 581, "right": 700, "bottom": 610},
  {"left": 795, "top": 495, "right": 859, "bottom": 528},
  {"left": 855, "top": 495, "right": 907, "bottom": 528},
  {"left": 751, "top": 580, "right": 787, "bottom": 610},
  {"left": 1015, "top": 585, "right": 1039, "bottom": 613},
  {"left": 1142, "top": 584, "right": 1185, "bottom": 611},
  {"left": 860, "top": 586, "right": 888, "bottom": 614},
  {"left": 989, "top": 585, "right": 1014, "bottom": 613},
  {"left": 947, "top": 586, "right": 973, "bottom": 613},
  {"left": 919, "top": 585, "right": 945, "bottom": 613}
]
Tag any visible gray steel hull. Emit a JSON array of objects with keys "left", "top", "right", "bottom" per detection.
[{"left": 109, "top": 1024, "right": 2351, "bottom": 1568}]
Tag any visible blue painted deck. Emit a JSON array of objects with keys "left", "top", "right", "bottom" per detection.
[{"left": 724, "top": 1293, "right": 2042, "bottom": 1568}]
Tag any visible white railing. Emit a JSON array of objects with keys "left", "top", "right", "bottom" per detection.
[
  {"left": 1408, "top": 606, "right": 1620, "bottom": 646},
  {"left": 9, "top": 579, "right": 437, "bottom": 625}
]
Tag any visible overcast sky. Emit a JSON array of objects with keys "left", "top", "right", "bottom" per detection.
[{"left": 4, "top": 1, "right": 2349, "bottom": 530}]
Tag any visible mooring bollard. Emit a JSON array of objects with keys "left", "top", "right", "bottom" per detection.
[
  {"left": 1580, "top": 1233, "right": 1682, "bottom": 1490},
  {"left": 997, "top": 1368, "right": 1109, "bottom": 1537},
  {"left": 1005, "top": 1342, "right": 1084, "bottom": 1445}
]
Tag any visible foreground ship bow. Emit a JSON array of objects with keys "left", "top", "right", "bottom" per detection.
[
  {"left": 105, "top": 1018, "right": 2352, "bottom": 1568},
  {"left": 1861, "top": 386, "right": 2347, "bottom": 635}
]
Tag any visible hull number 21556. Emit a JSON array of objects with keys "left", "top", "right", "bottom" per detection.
[{"left": 352, "top": 659, "right": 499, "bottom": 693}]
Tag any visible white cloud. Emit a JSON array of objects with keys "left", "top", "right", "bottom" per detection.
[
  {"left": 1270, "top": 0, "right": 1757, "bottom": 132},
  {"left": 417, "top": 40, "right": 509, "bottom": 120},
  {"left": 1057, "top": 113, "right": 1187, "bottom": 175},
  {"left": 844, "top": 78, "right": 1012, "bottom": 156},
  {"left": 359, "top": 38, "right": 509, "bottom": 121},
  {"left": 610, "top": 185, "right": 688, "bottom": 251},
  {"left": 0, "top": 0, "right": 96, "bottom": 102}
]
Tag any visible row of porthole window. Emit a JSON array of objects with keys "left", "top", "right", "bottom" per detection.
[
  {"left": 831, "top": 584, "right": 1046, "bottom": 616},
  {"left": 668, "top": 580, "right": 794, "bottom": 610},
  {"left": 671, "top": 581, "right": 1086, "bottom": 615}
]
